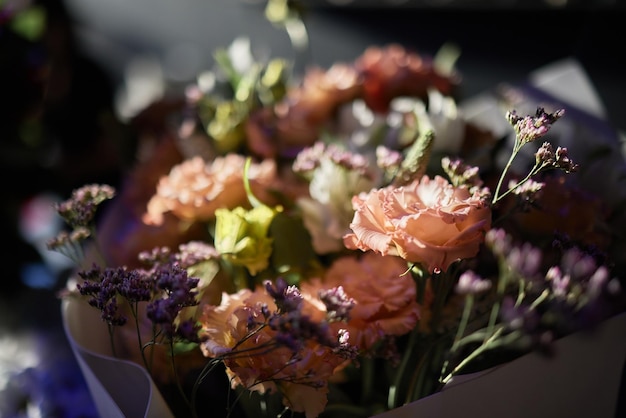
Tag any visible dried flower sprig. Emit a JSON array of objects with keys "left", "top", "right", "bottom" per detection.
[
  {"left": 46, "top": 184, "right": 115, "bottom": 264},
  {"left": 493, "top": 107, "right": 575, "bottom": 204}
]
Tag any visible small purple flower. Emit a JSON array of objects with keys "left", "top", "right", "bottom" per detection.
[
  {"left": 53, "top": 184, "right": 115, "bottom": 228},
  {"left": 319, "top": 286, "right": 355, "bottom": 322},
  {"left": 508, "top": 178, "right": 544, "bottom": 205},
  {"left": 333, "top": 329, "right": 359, "bottom": 360},
  {"left": 268, "top": 310, "right": 337, "bottom": 350},
  {"left": 265, "top": 278, "right": 303, "bottom": 313},
  {"left": 293, "top": 142, "right": 373, "bottom": 179},
  {"left": 76, "top": 265, "right": 147, "bottom": 326},
  {"left": 175, "top": 240, "right": 219, "bottom": 268},
  {"left": 500, "top": 296, "right": 539, "bottom": 333},
  {"left": 455, "top": 270, "right": 492, "bottom": 295},
  {"left": 485, "top": 228, "right": 513, "bottom": 258},
  {"left": 441, "top": 156, "right": 483, "bottom": 189},
  {"left": 534, "top": 142, "right": 579, "bottom": 173},
  {"left": 546, "top": 266, "right": 569, "bottom": 298},
  {"left": 376, "top": 146, "right": 403, "bottom": 170},
  {"left": 506, "top": 242, "right": 543, "bottom": 280},
  {"left": 506, "top": 107, "right": 565, "bottom": 145},
  {"left": 138, "top": 246, "right": 173, "bottom": 266}
]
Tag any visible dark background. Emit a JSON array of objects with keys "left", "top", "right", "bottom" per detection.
[{"left": 1, "top": 0, "right": 625, "bottom": 416}]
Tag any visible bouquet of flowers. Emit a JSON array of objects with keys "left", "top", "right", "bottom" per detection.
[{"left": 50, "top": 6, "right": 626, "bottom": 418}]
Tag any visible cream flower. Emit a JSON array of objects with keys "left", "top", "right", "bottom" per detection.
[
  {"left": 142, "top": 154, "right": 276, "bottom": 225},
  {"left": 343, "top": 175, "right": 491, "bottom": 273},
  {"left": 295, "top": 147, "right": 376, "bottom": 254}
]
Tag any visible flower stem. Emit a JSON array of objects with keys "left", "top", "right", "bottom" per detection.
[
  {"left": 107, "top": 324, "right": 117, "bottom": 358},
  {"left": 130, "top": 302, "right": 151, "bottom": 374},
  {"left": 440, "top": 294, "right": 474, "bottom": 379},
  {"left": 361, "top": 356, "right": 375, "bottom": 404},
  {"left": 387, "top": 326, "right": 419, "bottom": 409},
  {"left": 493, "top": 142, "right": 519, "bottom": 204},
  {"left": 169, "top": 339, "right": 195, "bottom": 418},
  {"left": 441, "top": 326, "right": 504, "bottom": 384}
]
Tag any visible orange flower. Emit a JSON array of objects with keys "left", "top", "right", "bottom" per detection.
[
  {"left": 301, "top": 252, "right": 420, "bottom": 351},
  {"left": 245, "top": 64, "right": 362, "bottom": 158},
  {"left": 142, "top": 154, "right": 277, "bottom": 225},
  {"left": 198, "top": 287, "right": 346, "bottom": 418},
  {"left": 355, "top": 44, "right": 459, "bottom": 113},
  {"left": 344, "top": 175, "right": 491, "bottom": 273}
]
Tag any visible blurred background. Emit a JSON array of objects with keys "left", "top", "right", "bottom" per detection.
[{"left": 1, "top": 0, "right": 625, "bottom": 416}]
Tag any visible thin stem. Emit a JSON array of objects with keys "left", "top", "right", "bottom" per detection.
[
  {"left": 441, "top": 326, "right": 504, "bottom": 384},
  {"left": 515, "top": 279, "right": 526, "bottom": 307},
  {"left": 168, "top": 339, "right": 195, "bottom": 418},
  {"left": 453, "top": 295, "right": 474, "bottom": 351},
  {"left": 492, "top": 142, "right": 520, "bottom": 204},
  {"left": 130, "top": 302, "right": 151, "bottom": 374},
  {"left": 484, "top": 267, "right": 509, "bottom": 343},
  {"left": 529, "top": 289, "right": 550, "bottom": 311},
  {"left": 387, "top": 326, "right": 419, "bottom": 409},
  {"left": 361, "top": 356, "right": 375, "bottom": 404},
  {"left": 108, "top": 324, "right": 118, "bottom": 358}
]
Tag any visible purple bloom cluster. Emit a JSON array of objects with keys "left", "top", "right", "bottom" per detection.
[
  {"left": 77, "top": 248, "right": 204, "bottom": 342},
  {"left": 318, "top": 285, "right": 355, "bottom": 322},
  {"left": 535, "top": 142, "right": 579, "bottom": 173},
  {"left": 292, "top": 142, "right": 372, "bottom": 177},
  {"left": 265, "top": 278, "right": 303, "bottom": 313},
  {"left": 506, "top": 107, "right": 565, "bottom": 146},
  {"left": 484, "top": 227, "right": 624, "bottom": 347},
  {"left": 77, "top": 265, "right": 152, "bottom": 326},
  {"left": 264, "top": 278, "right": 345, "bottom": 351},
  {"left": 441, "top": 156, "right": 483, "bottom": 188},
  {"left": 53, "top": 184, "right": 115, "bottom": 228},
  {"left": 146, "top": 263, "right": 201, "bottom": 341}
]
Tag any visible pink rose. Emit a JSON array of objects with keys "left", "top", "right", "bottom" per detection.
[{"left": 343, "top": 175, "right": 491, "bottom": 273}]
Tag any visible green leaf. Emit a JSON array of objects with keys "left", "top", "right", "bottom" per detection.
[
  {"left": 269, "top": 211, "right": 319, "bottom": 284},
  {"left": 392, "top": 129, "right": 435, "bottom": 187}
]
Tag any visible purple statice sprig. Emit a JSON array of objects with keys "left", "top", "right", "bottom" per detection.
[
  {"left": 441, "top": 156, "right": 492, "bottom": 201},
  {"left": 76, "top": 265, "right": 152, "bottom": 326},
  {"left": 292, "top": 141, "right": 374, "bottom": 180},
  {"left": 263, "top": 278, "right": 353, "bottom": 353},
  {"left": 146, "top": 263, "right": 201, "bottom": 342},
  {"left": 506, "top": 107, "right": 565, "bottom": 147},
  {"left": 441, "top": 227, "right": 623, "bottom": 384},
  {"left": 492, "top": 108, "right": 574, "bottom": 204},
  {"left": 318, "top": 285, "right": 355, "bottom": 323},
  {"left": 76, "top": 256, "right": 203, "bottom": 373},
  {"left": 47, "top": 184, "right": 116, "bottom": 265},
  {"left": 76, "top": 264, "right": 152, "bottom": 358},
  {"left": 53, "top": 184, "right": 116, "bottom": 229}
]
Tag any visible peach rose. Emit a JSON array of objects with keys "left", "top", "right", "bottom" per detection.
[
  {"left": 142, "top": 154, "right": 277, "bottom": 225},
  {"left": 198, "top": 287, "right": 346, "bottom": 418},
  {"left": 343, "top": 175, "right": 491, "bottom": 273},
  {"left": 300, "top": 252, "right": 420, "bottom": 351}
]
